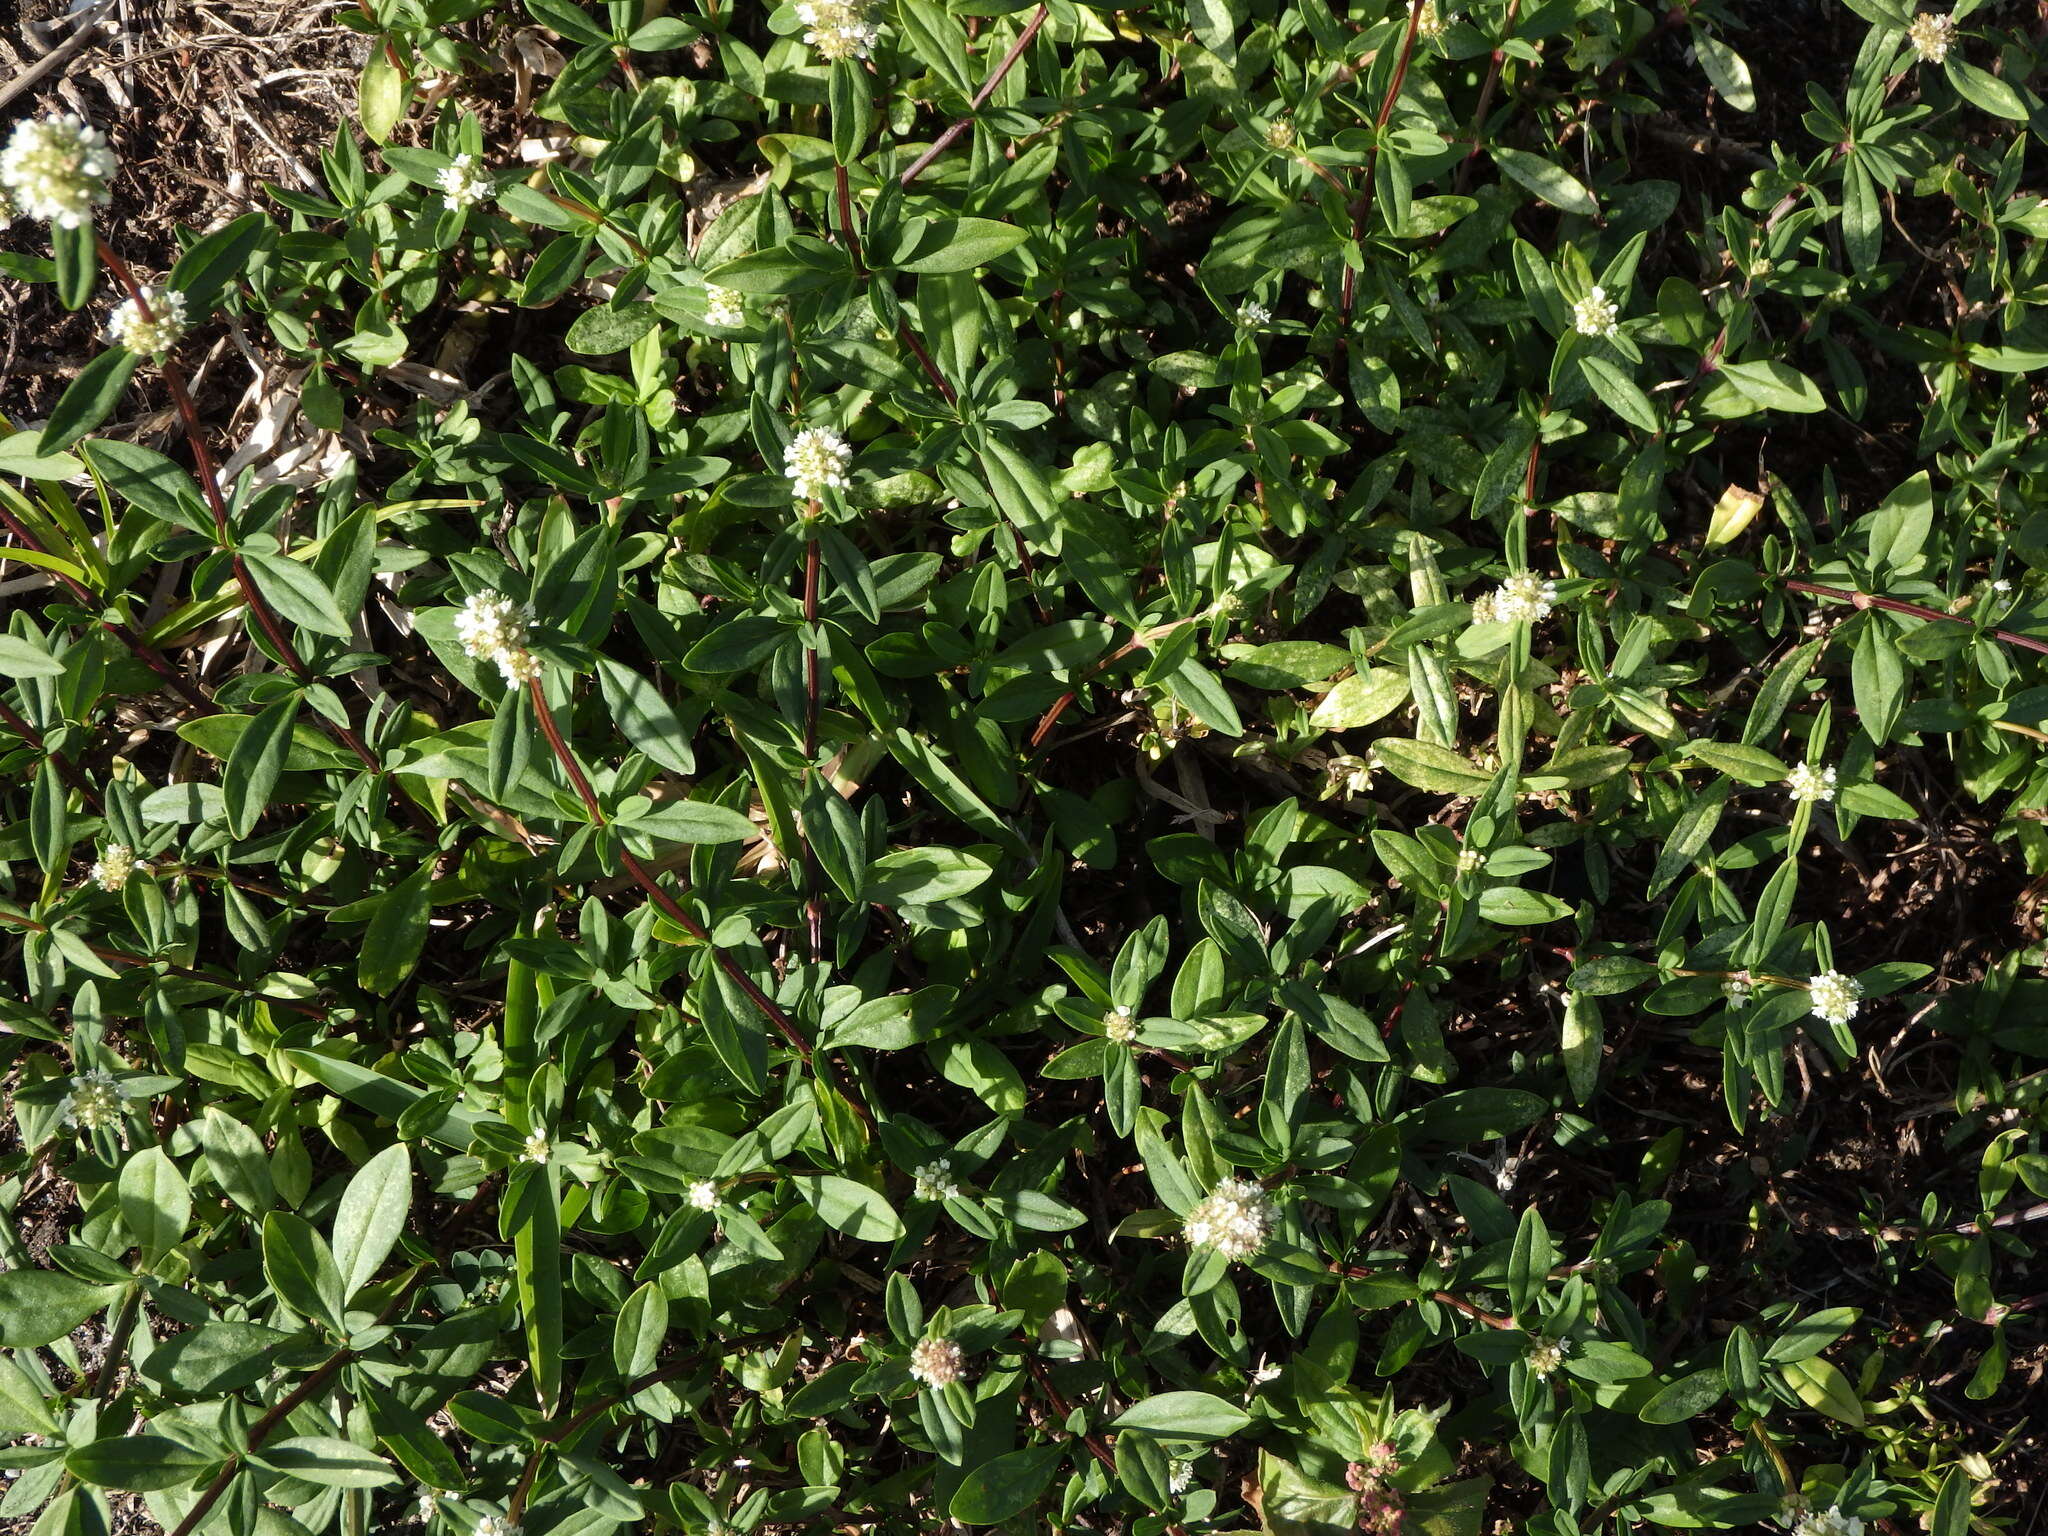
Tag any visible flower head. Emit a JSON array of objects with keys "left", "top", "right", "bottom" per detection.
[
  {"left": 703, "top": 284, "right": 746, "bottom": 328},
  {"left": 1785, "top": 762, "right": 1837, "bottom": 804},
  {"left": 1907, "top": 12, "right": 1955, "bottom": 64},
  {"left": 106, "top": 285, "right": 189, "bottom": 358},
  {"left": 1167, "top": 1459, "right": 1195, "bottom": 1496},
  {"left": 0, "top": 114, "right": 116, "bottom": 229},
  {"left": 912, "top": 1159, "right": 959, "bottom": 1202},
  {"left": 62, "top": 1069, "right": 125, "bottom": 1130},
  {"left": 1103, "top": 1006, "right": 1137, "bottom": 1046},
  {"left": 473, "top": 1514, "right": 520, "bottom": 1536},
  {"left": 1237, "top": 300, "right": 1271, "bottom": 329},
  {"left": 90, "top": 843, "right": 139, "bottom": 892},
  {"left": 688, "top": 1179, "right": 719, "bottom": 1210},
  {"left": 1263, "top": 120, "right": 1295, "bottom": 150},
  {"left": 796, "top": 0, "right": 880, "bottom": 60},
  {"left": 1722, "top": 974, "right": 1754, "bottom": 1011},
  {"left": 1792, "top": 1508, "right": 1865, "bottom": 1536},
  {"left": 1525, "top": 1335, "right": 1571, "bottom": 1377},
  {"left": 784, "top": 426, "right": 853, "bottom": 502},
  {"left": 520, "top": 1130, "right": 552, "bottom": 1164},
  {"left": 1184, "top": 1176, "right": 1275, "bottom": 1262},
  {"left": 452, "top": 590, "right": 540, "bottom": 686},
  {"left": 1415, "top": 1, "right": 1449, "bottom": 40},
  {"left": 908, "top": 1334, "right": 966, "bottom": 1388},
  {"left": 1808, "top": 970, "right": 1863, "bottom": 1028},
  {"left": 1571, "top": 285, "right": 1621, "bottom": 340},
  {"left": 1478, "top": 571, "right": 1558, "bottom": 626},
  {"left": 1455, "top": 847, "right": 1487, "bottom": 876},
  {"left": 1323, "top": 754, "right": 1374, "bottom": 800},
  {"left": 437, "top": 153, "right": 492, "bottom": 210}
]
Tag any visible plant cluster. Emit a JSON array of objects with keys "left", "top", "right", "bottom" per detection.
[{"left": 2, "top": 0, "right": 2044, "bottom": 1533}]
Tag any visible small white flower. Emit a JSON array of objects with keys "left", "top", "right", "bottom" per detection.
[
  {"left": 912, "top": 1159, "right": 959, "bottom": 1202},
  {"left": 1808, "top": 970, "right": 1864, "bottom": 1028},
  {"left": 1482, "top": 571, "right": 1557, "bottom": 626},
  {"left": 1263, "top": 120, "right": 1295, "bottom": 150},
  {"left": 520, "top": 1130, "right": 552, "bottom": 1164},
  {"left": 106, "top": 285, "right": 189, "bottom": 357},
  {"left": 1183, "top": 1176, "right": 1275, "bottom": 1262},
  {"left": 1525, "top": 1336, "right": 1570, "bottom": 1377},
  {"left": 1415, "top": 0, "right": 1449, "bottom": 40},
  {"left": 795, "top": 0, "right": 880, "bottom": 60},
  {"left": 1722, "top": 974, "right": 1754, "bottom": 1011},
  {"left": 1103, "top": 1005, "right": 1137, "bottom": 1045},
  {"left": 784, "top": 426, "right": 853, "bottom": 501},
  {"left": 496, "top": 647, "right": 543, "bottom": 686},
  {"left": 89, "top": 843, "right": 139, "bottom": 892},
  {"left": 454, "top": 590, "right": 528, "bottom": 665},
  {"left": 1785, "top": 762, "right": 1836, "bottom": 804},
  {"left": 0, "top": 114, "right": 116, "bottom": 229},
  {"left": 473, "top": 1514, "right": 520, "bottom": 1536},
  {"left": 1237, "top": 300, "right": 1271, "bottom": 329},
  {"left": 1571, "top": 285, "right": 1621, "bottom": 340},
  {"left": 1455, "top": 847, "right": 1486, "bottom": 876},
  {"left": 1906, "top": 12, "right": 1955, "bottom": 64},
  {"left": 688, "top": 1179, "right": 719, "bottom": 1210},
  {"left": 416, "top": 1488, "right": 436, "bottom": 1523},
  {"left": 730, "top": 1457, "right": 752, "bottom": 1470},
  {"left": 1167, "top": 1459, "right": 1195, "bottom": 1495},
  {"left": 62, "top": 1069, "right": 125, "bottom": 1130},
  {"left": 703, "top": 284, "right": 746, "bottom": 327},
  {"left": 1324, "top": 754, "right": 1374, "bottom": 799},
  {"left": 908, "top": 1334, "right": 966, "bottom": 1387},
  {"left": 1793, "top": 1508, "right": 1865, "bottom": 1536},
  {"left": 1250, "top": 1362, "right": 1283, "bottom": 1385},
  {"left": 436, "top": 153, "right": 491, "bottom": 210}
]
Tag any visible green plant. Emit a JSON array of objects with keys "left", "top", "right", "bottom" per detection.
[{"left": 1, "top": 0, "right": 2043, "bottom": 1532}]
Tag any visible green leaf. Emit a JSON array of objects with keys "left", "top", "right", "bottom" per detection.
[
  {"left": 1371, "top": 739, "right": 1493, "bottom": 795},
  {"left": 1693, "top": 30, "right": 1755, "bottom": 111},
  {"left": 614, "top": 1281, "right": 670, "bottom": 1380},
  {"left": 1489, "top": 147, "right": 1599, "bottom": 217},
  {"left": 1111, "top": 1391, "right": 1250, "bottom": 1440},
  {"left": 1945, "top": 55, "right": 2029, "bottom": 119},
  {"left": 331, "top": 1143, "right": 412, "bottom": 1298},
  {"left": 1579, "top": 355, "right": 1660, "bottom": 432},
  {"left": 792, "top": 1174, "right": 905, "bottom": 1242},
  {"left": 39, "top": 347, "right": 141, "bottom": 454},
  {"left": 1718, "top": 359, "right": 1826, "bottom": 413},
  {"left": 949, "top": 1442, "right": 1069, "bottom": 1524},
  {"left": 242, "top": 550, "right": 354, "bottom": 638},
  {"left": 118, "top": 1146, "right": 192, "bottom": 1262},
  {"left": 565, "top": 301, "right": 660, "bottom": 354},
  {"left": 262, "top": 1211, "right": 349, "bottom": 1335},
  {"left": 359, "top": 864, "right": 434, "bottom": 997},
  {"left": 359, "top": 46, "right": 409, "bottom": 142},
  {"left": 169, "top": 211, "right": 272, "bottom": 313},
  {"left": 0, "top": 1271, "right": 117, "bottom": 1348},
  {"left": 66, "top": 1436, "right": 220, "bottom": 1492},
  {"left": 0, "top": 635, "right": 65, "bottom": 678},
  {"left": 1475, "top": 887, "right": 1571, "bottom": 926},
  {"left": 889, "top": 217, "right": 1031, "bottom": 274},
  {"left": 257, "top": 1437, "right": 399, "bottom": 1488},
  {"left": 1638, "top": 1367, "right": 1726, "bottom": 1424},
  {"left": 224, "top": 694, "right": 299, "bottom": 838},
  {"left": 52, "top": 220, "right": 97, "bottom": 309},
  {"left": 1778, "top": 1354, "right": 1866, "bottom": 1425},
  {"left": 865, "top": 847, "right": 994, "bottom": 906},
  {"left": 0, "top": 1352, "right": 59, "bottom": 1436}
]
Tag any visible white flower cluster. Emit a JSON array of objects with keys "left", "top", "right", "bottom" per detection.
[
  {"left": 1167, "top": 1459, "right": 1195, "bottom": 1496},
  {"left": 454, "top": 590, "right": 542, "bottom": 686},
  {"left": 1907, "top": 12, "right": 1954, "bottom": 64},
  {"left": 1525, "top": 1336, "right": 1571, "bottom": 1377},
  {"left": 912, "top": 1158, "right": 959, "bottom": 1201},
  {"left": 1792, "top": 1507, "right": 1865, "bottom": 1536},
  {"left": 703, "top": 284, "right": 746, "bottom": 328},
  {"left": 90, "top": 843, "right": 139, "bottom": 892},
  {"left": 785, "top": 426, "right": 853, "bottom": 501},
  {"left": 1184, "top": 1176, "right": 1275, "bottom": 1262},
  {"left": 1103, "top": 1005, "right": 1137, "bottom": 1045},
  {"left": 1808, "top": 970, "right": 1863, "bottom": 1028},
  {"left": 437, "top": 153, "right": 491, "bottom": 210},
  {"left": 1785, "top": 762, "right": 1836, "bottom": 804},
  {"left": 1415, "top": 1, "right": 1449, "bottom": 40},
  {"left": 1237, "top": 300, "right": 1271, "bottom": 329},
  {"left": 106, "top": 285, "right": 188, "bottom": 357},
  {"left": 1455, "top": 847, "right": 1487, "bottom": 876},
  {"left": 1323, "top": 754, "right": 1374, "bottom": 799},
  {"left": 1473, "top": 571, "right": 1557, "bottom": 625},
  {"left": 473, "top": 1514, "right": 521, "bottom": 1536},
  {"left": 908, "top": 1334, "right": 966, "bottom": 1387},
  {"left": 796, "top": 0, "right": 880, "bottom": 61},
  {"left": 1722, "top": 974, "right": 1753, "bottom": 1011},
  {"left": 688, "top": 1179, "right": 719, "bottom": 1210},
  {"left": 0, "top": 114, "right": 116, "bottom": 229},
  {"left": 1571, "top": 284, "right": 1621, "bottom": 340},
  {"left": 520, "top": 1130, "right": 552, "bottom": 1164},
  {"left": 63, "top": 1069, "right": 125, "bottom": 1130}
]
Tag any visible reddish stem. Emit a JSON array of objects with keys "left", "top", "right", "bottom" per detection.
[
  {"left": 897, "top": 5, "right": 1050, "bottom": 187},
  {"left": 1785, "top": 579, "right": 2048, "bottom": 657},
  {"left": 1341, "top": 0, "right": 1427, "bottom": 325}
]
